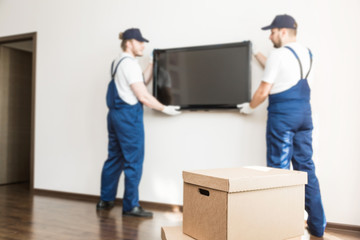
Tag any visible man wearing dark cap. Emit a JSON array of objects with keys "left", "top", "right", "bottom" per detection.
[
  {"left": 96, "top": 28, "right": 181, "bottom": 218},
  {"left": 237, "top": 15, "right": 326, "bottom": 237}
]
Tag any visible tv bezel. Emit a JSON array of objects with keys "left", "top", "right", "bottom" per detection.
[{"left": 152, "top": 41, "right": 252, "bottom": 110}]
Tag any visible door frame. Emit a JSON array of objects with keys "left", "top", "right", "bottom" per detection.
[{"left": 0, "top": 32, "right": 37, "bottom": 190}]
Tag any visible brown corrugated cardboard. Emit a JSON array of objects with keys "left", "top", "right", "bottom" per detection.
[
  {"left": 183, "top": 166, "right": 307, "bottom": 240},
  {"left": 161, "top": 226, "right": 195, "bottom": 240},
  {"left": 161, "top": 224, "right": 304, "bottom": 240}
]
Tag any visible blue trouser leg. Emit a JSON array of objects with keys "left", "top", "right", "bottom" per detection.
[
  {"left": 292, "top": 127, "right": 326, "bottom": 237},
  {"left": 266, "top": 113, "right": 293, "bottom": 169},
  {"left": 122, "top": 155, "right": 143, "bottom": 212},
  {"left": 100, "top": 113, "right": 125, "bottom": 201},
  {"left": 267, "top": 112, "right": 326, "bottom": 237}
]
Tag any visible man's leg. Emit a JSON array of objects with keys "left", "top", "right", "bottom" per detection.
[
  {"left": 100, "top": 113, "right": 124, "bottom": 202},
  {"left": 122, "top": 146, "right": 144, "bottom": 212},
  {"left": 114, "top": 115, "right": 151, "bottom": 218},
  {"left": 292, "top": 127, "right": 326, "bottom": 237},
  {"left": 266, "top": 114, "right": 294, "bottom": 169},
  {"left": 110, "top": 110, "right": 145, "bottom": 213}
]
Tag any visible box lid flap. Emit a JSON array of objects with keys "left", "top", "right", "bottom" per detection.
[
  {"left": 161, "top": 226, "right": 195, "bottom": 240},
  {"left": 182, "top": 166, "right": 307, "bottom": 192}
]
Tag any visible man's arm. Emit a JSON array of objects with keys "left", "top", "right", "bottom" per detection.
[
  {"left": 131, "top": 82, "right": 164, "bottom": 111},
  {"left": 254, "top": 52, "right": 267, "bottom": 69},
  {"left": 249, "top": 81, "right": 272, "bottom": 108},
  {"left": 143, "top": 63, "right": 153, "bottom": 86}
]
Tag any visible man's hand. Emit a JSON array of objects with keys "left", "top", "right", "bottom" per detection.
[
  {"left": 162, "top": 105, "right": 181, "bottom": 116},
  {"left": 149, "top": 49, "right": 154, "bottom": 63},
  {"left": 254, "top": 52, "right": 267, "bottom": 69},
  {"left": 251, "top": 41, "right": 258, "bottom": 56},
  {"left": 237, "top": 103, "right": 254, "bottom": 114}
]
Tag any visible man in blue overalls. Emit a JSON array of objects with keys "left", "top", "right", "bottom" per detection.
[
  {"left": 97, "top": 28, "right": 181, "bottom": 217},
  {"left": 237, "top": 15, "right": 326, "bottom": 237}
]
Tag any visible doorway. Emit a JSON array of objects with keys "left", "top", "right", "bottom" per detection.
[{"left": 0, "top": 33, "right": 36, "bottom": 189}]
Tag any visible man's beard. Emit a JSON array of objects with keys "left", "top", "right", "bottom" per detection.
[
  {"left": 273, "top": 42, "right": 281, "bottom": 48},
  {"left": 133, "top": 50, "right": 143, "bottom": 57},
  {"left": 273, "top": 38, "right": 282, "bottom": 48}
]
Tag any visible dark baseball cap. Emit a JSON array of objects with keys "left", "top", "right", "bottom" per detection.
[
  {"left": 261, "top": 14, "right": 297, "bottom": 30},
  {"left": 123, "top": 28, "right": 149, "bottom": 42}
]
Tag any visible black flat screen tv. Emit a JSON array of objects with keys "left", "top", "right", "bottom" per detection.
[{"left": 153, "top": 41, "right": 252, "bottom": 110}]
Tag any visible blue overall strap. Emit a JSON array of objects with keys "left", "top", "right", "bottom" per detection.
[
  {"left": 284, "top": 46, "right": 303, "bottom": 79},
  {"left": 284, "top": 46, "right": 313, "bottom": 79},
  {"left": 305, "top": 49, "right": 313, "bottom": 79},
  {"left": 106, "top": 57, "right": 131, "bottom": 109},
  {"left": 110, "top": 61, "right": 115, "bottom": 77},
  {"left": 111, "top": 57, "right": 130, "bottom": 79}
]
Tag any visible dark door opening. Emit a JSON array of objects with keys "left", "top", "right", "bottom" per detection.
[{"left": 0, "top": 33, "right": 36, "bottom": 189}]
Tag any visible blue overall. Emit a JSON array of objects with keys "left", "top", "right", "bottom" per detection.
[
  {"left": 266, "top": 47, "right": 326, "bottom": 237},
  {"left": 100, "top": 57, "right": 144, "bottom": 212}
]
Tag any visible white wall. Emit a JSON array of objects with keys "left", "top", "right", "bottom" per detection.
[{"left": 0, "top": 0, "right": 359, "bottom": 226}]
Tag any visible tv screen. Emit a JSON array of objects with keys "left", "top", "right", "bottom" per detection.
[{"left": 153, "top": 41, "right": 252, "bottom": 110}]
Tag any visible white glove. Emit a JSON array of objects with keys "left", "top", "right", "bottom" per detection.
[
  {"left": 250, "top": 41, "right": 258, "bottom": 56},
  {"left": 149, "top": 49, "right": 155, "bottom": 63},
  {"left": 162, "top": 105, "right": 181, "bottom": 116},
  {"left": 237, "top": 103, "right": 254, "bottom": 114},
  {"left": 149, "top": 52, "right": 153, "bottom": 63}
]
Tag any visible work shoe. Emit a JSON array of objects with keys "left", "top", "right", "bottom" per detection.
[
  {"left": 122, "top": 206, "right": 153, "bottom": 218},
  {"left": 96, "top": 200, "right": 114, "bottom": 210}
]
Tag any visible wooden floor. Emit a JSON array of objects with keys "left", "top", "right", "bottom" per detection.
[{"left": 0, "top": 183, "right": 359, "bottom": 240}]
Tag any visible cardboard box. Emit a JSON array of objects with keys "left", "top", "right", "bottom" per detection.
[
  {"left": 161, "top": 226, "right": 195, "bottom": 240},
  {"left": 183, "top": 166, "right": 307, "bottom": 240},
  {"left": 161, "top": 224, "right": 303, "bottom": 240}
]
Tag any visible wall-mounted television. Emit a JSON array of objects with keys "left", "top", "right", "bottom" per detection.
[{"left": 153, "top": 41, "right": 252, "bottom": 110}]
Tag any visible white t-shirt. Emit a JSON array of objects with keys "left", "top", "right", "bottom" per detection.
[
  {"left": 113, "top": 53, "right": 144, "bottom": 105},
  {"left": 263, "top": 42, "right": 313, "bottom": 94}
]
